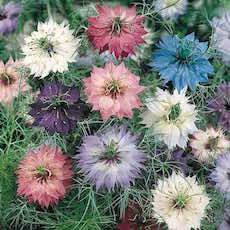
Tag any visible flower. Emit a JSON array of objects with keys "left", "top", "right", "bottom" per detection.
[
  {"left": 208, "top": 82, "right": 230, "bottom": 131},
  {"left": 0, "top": 1, "right": 20, "bottom": 36},
  {"left": 218, "top": 203, "right": 230, "bottom": 230},
  {"left": 212, "top": 11, "right": 230, "bottom": 66},
  {"left": 149, "top": 33, "right": 214, "bottom": 92},
  {"left": 16, "top": 144, "right": 73, "bottom": 208},
  {"left": 171, "top": 150, "right": 190, "bottom": 175},
  {"left": 87, "top": 4, "right": 147, "bottom": 59},
  {"left": 0, "top": 57, "right": 30, "bottom": 106},
  {"left": 154, "top": 0, "right": 188, "bottom": 20},
  {"left": 22, "top": 19, "right": 80, "bottom": 78},
  {"left": 152, "top": 172, "right": 210, "bottom": 230},
  {"left": 142, "top": 87, "right": 197, "bottom": 149},
  {"left": 190, "top": 126, "right": 229, "bottom": 163},
  {"left": 84, "top": 62, "right": 144, "bottom": 121},
  {"left": 76, "top": 125, "right": 146, "bottom": 191},
  {"left": 210, "top": 152, "right": 230, "bottom": 200},
  {"left": 29, "top": 82, "right": 85, "bottom": 135}
]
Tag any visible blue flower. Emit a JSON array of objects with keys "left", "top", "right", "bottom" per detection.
[{"left": 149, "top": 33, "right": 214, "bottom": 92}]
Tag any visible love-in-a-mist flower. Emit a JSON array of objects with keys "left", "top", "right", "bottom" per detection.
[
  {"left": 210, "top": 152, "right": 230, "bottom": 201},
  {"left": 84, "top": 62, "right": 144, "bottom": 121},
  {"left": 142, "top": 87, "right": 197, "bottom": 149},
  {"left": 208, "top": 82, "right": 230, "bottom": 131},
  {"left": 190, "top": 126, "right": 229, "bottom": 163},
  {"left": 152, "top": 172, "right": 210, "bottom": 230},
  {"left": 22, "top": 19, "right": 80, "bottom": 78},
  {"left": 76, "top": 125, "right": 146, "bottom": 191},
  {"left": 29, "top": 82, "right": 84, "bottom": 135},
  {"left": 154, "top": 0, "right": 188, "bottom": 20},
  {"left": 149, "top": 33, "right": 214, "bottom": 92},
  {"left": 0, "top": 1, "right": 20, "bottom": 36},
  {"left": 87, "top": 4, "right": 147, "bottom": 59},
  {"left": 0, "top": 58, "right": 30, "bottom": 106},
  {"left": 16, "top": 144, "right": 73, "bottom": 208}
]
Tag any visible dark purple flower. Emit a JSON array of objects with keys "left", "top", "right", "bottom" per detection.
[
  {"left": 0, "top": 2, "right": 20, "bottom": 36},
  {"left": 29, "top": 82, "right": 85, "bottom": 135},
  {"left": 208, "top": 82, "right": 230, "bottom": 131},
  {"left": 171, "top": 150, "right": 190, "bottom": 175},
  {"left": 76, "top": 125, "right": 146, "bottom": 191}
]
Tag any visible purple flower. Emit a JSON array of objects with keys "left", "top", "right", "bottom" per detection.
[
  {"left": 208, "top": 82, "right": 230, "bottom": 131},
  {"left": 218, "top": 203, "right": 230, "bottom": 230},
  {"left": 76, "top": 125, "right": 146, "bottom": 191},
  {"left": 171, "top": 150, "right": 190, "bottom": 175},
  {"left": 29, "top": 82, "right": 85, "bottom": 135},
  {"left": 210, "top": 152, "right": 230, "bottom": 200},
  {"left": 0, "top": 2, "right": 20, "bottom": 36}
]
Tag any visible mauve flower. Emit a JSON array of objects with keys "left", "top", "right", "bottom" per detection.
[
  {"left": 0, "top": 1, "right": 20, "bottom": 36},
  {"left": 208, "top": 82, "right": 230, "bottom": 131},
  {"left": 84, "top": 62, "right": 144, "bottom": 121},
  {"left": 76, "top": 125, "right": 146, "bottom": 191},
  {"left": 29, "top": 82, "right": 85, "bottom": 135},
  {"left": 0, "top": 57, "right": 30, "bottom": 106},
  {"left": 16, "top": 144, "right": 73, "bottom": 208},
  {"left": 87, "top": 4, "right": 147, "bottom": 59}
]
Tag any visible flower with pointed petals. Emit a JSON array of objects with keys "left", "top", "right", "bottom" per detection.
[
  {"left": 152, "top": 172, "right": 210, "bottom": 230},
  {"left": 155, "top": 0, "right": 188, "bottom": 20},
  {"left": 16, "top": 144, "right": 73, "bottom": 208},
  {"left": 149, "top": 33, "right": 214, "bottom": 92},
  {"left": 84, "top": 62, "right": 144, "bottom": 121},
  {"left": 208, "top": 82, "right": 230, "bottom": 131},
  {"left": 29, "top": 82, "right": 85, "bottom": 135},
  {"left": 22, "top": 19, "right": 80, "bottom": 78},
  {"left": 0, "top": 57, "right": 30, "bottom": 106},
  {"left": 0, "top": 1, "right": 20, "bottom": 36},
  {"left": 190, "top": 126, "right": 229, "bottom": 163},
  {"left": 87, "top": 4, "right": 147, "bottom": 59},
  {"left": 142, "top": 87, "right": 198, "bottom": 149},
  {"left": 76, "top": 125, "right": 146, "bottom": 191},
  {"left": 210, "top": 152, "right": 230, "bottom": 201}
]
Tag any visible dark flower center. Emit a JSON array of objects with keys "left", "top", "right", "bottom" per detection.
[
  {"left": 48, "top": 96, "right": 69, "bottom": 110},
  {"left": 178, "top": 41, "right": 195, "bottom": 63},
  {"left": 227, "top": 172, "right": 230, "bottom": 180},
  {"left": 39, "top": 37, "right": 55, "bottom": 57},
  {"left": 100, "top": 140, "right": 121, "bottom": 163},
  {"left": 224, "top": 98, "right": 230, "bottom": 111},
  {"left": 0, "top": 72, "right": 15, "bottom": 86},
  {"left": 35, "top": 166, "right": 52, "bottom": 183},
  {"left": 205, "top": 136, "right": 219, "bottom": 151},
  {"left": 105, "top": 80, "right": 121, "bottom": 99},
  {"left": 111, "top": 17, "right": 123, "bottom": 34},
  {"left": 173, "top": 194, "right": 188, "bottom": 209},
  {"left": 168, "top": 103, "right": 181, "bottom": 121},
  {"left": 0, "top": 11, "right": 7, "bottom": 20}
]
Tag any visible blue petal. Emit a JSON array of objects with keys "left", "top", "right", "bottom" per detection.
[{"left": 184, "top": 33, "right": 195, "bottom": 42}]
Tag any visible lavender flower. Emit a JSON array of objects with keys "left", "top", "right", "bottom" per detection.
[
  {"left": 210, "top": 152, "right": 230, "bottom": 200},
  {"left": 0, "top": 1, "right": 20, "bottom": 36},
  {"left": 76, "top": 125, "right": 146, "bottom": 191},
  {"left": 208, "top": 82, "right": 230, "bottom": 131},
  {"left": 218, "top": 203, "right": 230, "bottom": 230},
  {"left": 29, "top": 82, "right": 85, "bottom": 135}
]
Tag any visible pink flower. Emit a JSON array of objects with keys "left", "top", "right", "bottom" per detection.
[
  {"left": 0, "top": 57, "right": 30, "bottom": 106},
  {"left": 84, "top": 62, "right": 144, "bottom": 121},
  {"left": 16, "top": 144, "right": 73, "bottom": 208},
  {"left": 87, "top": 4, "right": 147, "bottom": 59}
]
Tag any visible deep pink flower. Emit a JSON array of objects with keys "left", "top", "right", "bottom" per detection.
[
  {"left": 87, "top": 4, "right": 147, "bottom": 59},
  {"left": 16, "top": 144, "right": 73, "bottom": 208},
  {"left": 83, "top": 62, "right": 144, "bottom": 121}
]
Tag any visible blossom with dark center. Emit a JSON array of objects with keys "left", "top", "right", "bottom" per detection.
[
  {"left": 29, "top": 82, "right": 85, "bottom": 135},
  {"left": 76, "top": 125, "right": 146, "bottom": 191},
  {"left": 208, "top": 82, "right": 230, "bottom": 131},
  {"left": 0, "top": 1, "right": 20, "bottom": 36}
]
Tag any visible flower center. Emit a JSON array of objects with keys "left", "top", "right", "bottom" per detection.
[
  {"left": 168, "top": 103, "right": 181, "bottom": 121},
  {"left": 0, "top": 11, "right": 7, "bottom": 20},
  {"left": 178, "top": 41, "right": 195, "bottom": 63},
  {"left": 173, "top": 194, "right": 188, "bottom": 209},
  {"left": 205, "top": 136, "right": 219, "bottom": 151},
  {"left": 111, "top": 17, "right": 123, "bottom": 34},
  {"left": 46, "top": 96, "right": 69, "bottom": 110},
  {"left": 0, "top": 72, "right": 15, "bottom": 86},
  {"left": 105, "top": 79, "right": 121, "bottom": 99},
  {"left": 35, "top": 166, "right": 52, "bottom": 183},
  {"left": 38, "top": 37, "right": 55, "bottom": 57},
  {"left": 224, "top": 98, "right": 230, "bottom": 111}
]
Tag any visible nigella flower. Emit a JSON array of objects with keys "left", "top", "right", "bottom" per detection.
[
  {"left": 22, "top": 19, "right": 80, "bottom": 78},
  {"left": 16, "top": 144, "right": 73, "bottom": 208},
  {"left": 218, "top": 203, "right": 230, "bottom": 230},
  {"left": 190, "top": 126, "right": 229, "bottom": 164},
  {"left": 76, "top": 125, "right": 146, "bottom": 191},
  {"left": 208, "top": 82, "right": 230, "bottom": 131},
  {"left": 0, "top": 1, "right": 20, "bottom": 36},
  {"left": 142, "top": 87, "right": 198, "bottom": 149},
  {"left": 87, "top": 4, "right": 147, "bottom": 59},
  {"left": 149, "top": 33, "right": 214, "bottom": 92},
  {"left": 29, "top": 82, "right": 85, "bottom": 135},
  {"left": 152, "top": 172, "right": 210, "bottom": 230},
  {"left": 210, "top": 152, "right": 230, "bottom": 201},
  {"left": 154, "top": 0, "right": 188, "bottom": 20}
]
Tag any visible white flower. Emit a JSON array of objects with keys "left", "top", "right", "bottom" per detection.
[
  {"left": 152, "top": 172, "right": 210, "bottom": 230},
  {"left": 21, "top": 19, "right": 80, "bottom": 78},
  {"left": 142, "top": 87, "right": 197, "bottom": 149},
  {"left": 154, "top": 0, "right": 188, "bottom": 20},
  {"left": 212, "top": 11, "right": 230, "bottom": 66},
  {"left": 190, "top": 127, "right": 230, "bottom": 163}
]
